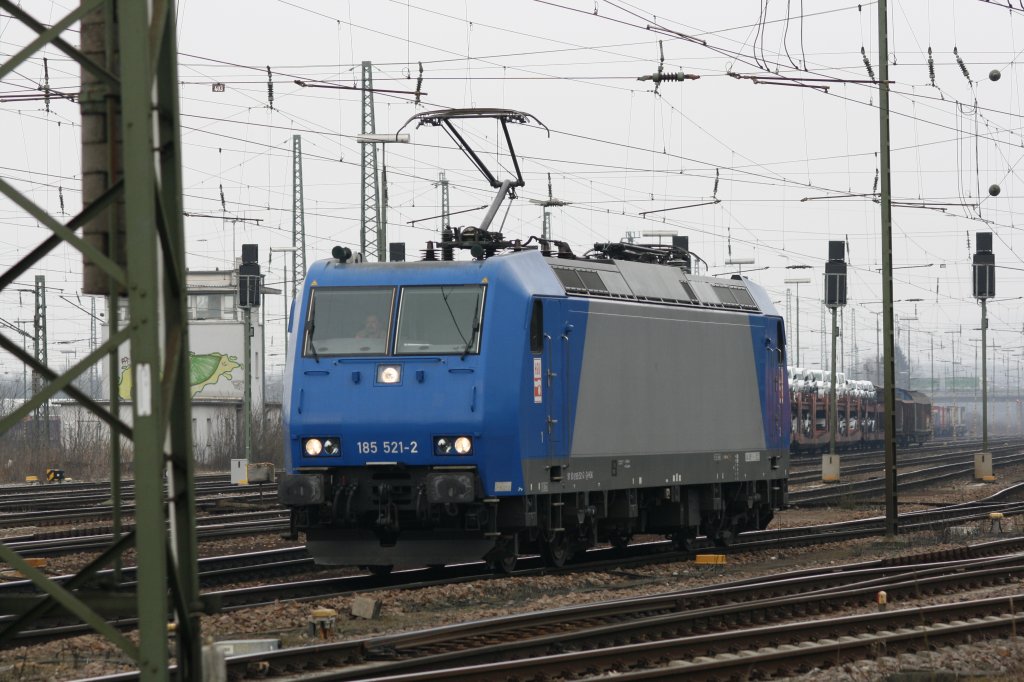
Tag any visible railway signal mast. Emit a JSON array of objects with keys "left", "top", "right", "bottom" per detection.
[
  {"left": 239, "top": 244, "right": 261, "bottom": 467},
  {"left": 973, "top": 232, "right": 995, "bottom": 478},
  {"left": 823, "top": 241, "right": 848, "bottom": 482}
]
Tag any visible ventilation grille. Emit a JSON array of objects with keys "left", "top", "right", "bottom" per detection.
[
  {"left": 554, "top": 267, "right": 612, "bottom": 296},
  {"left": 711, "top": 284, "right": 759, "bottom": 311},
  {"left": 551, "top": 265, "right": 761, "bottom": 313}
]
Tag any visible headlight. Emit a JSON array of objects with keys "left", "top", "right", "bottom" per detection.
[
  {"left": 303, "top": 437, "right": 340, "bottom": 456},
  {"left": 435, "top": 436, "right": 472, "bottom": 456},
  {"left": 377, "top": 364, "right": 401, "bottom": 384}
]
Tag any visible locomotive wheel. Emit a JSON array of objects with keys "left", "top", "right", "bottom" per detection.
[
  {"left": 609, "top": 533, "right": 631, "bottom": 551},
  {"left": 670, "top": 532, "right": 697, "bottom": 552},
  {"left": 488, "top": 535, "right": 519, "bottom": 574},
  {"left": 541, "top": 532, "right": 571, "bottom": 568},
  {"left": 365, "top": 564, "right": 393, "bottom": 577},
  {"left": 492, "top": 552, "right": 517, "bottom": 575},
  {"left": 711, "top": 529, "right": 735, "bottom": 547},
  {"left": 712, "top": 528, "right": 737, "bottom": 544}
]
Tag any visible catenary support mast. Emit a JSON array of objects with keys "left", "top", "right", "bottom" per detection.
[
  {"left": 0, "top": 2, "right": 202, "bottom": 678},
  {"left": 878, "top": 0, "right": 899, "bottom": 537}
]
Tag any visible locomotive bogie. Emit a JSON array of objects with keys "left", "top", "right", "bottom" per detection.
[{"left": 282, "top": 470, "right": 786, "bottom": 565}]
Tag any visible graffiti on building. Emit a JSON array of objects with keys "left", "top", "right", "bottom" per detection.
[{"left": 118, "top": 352, "right": 241, "bottom": 400}]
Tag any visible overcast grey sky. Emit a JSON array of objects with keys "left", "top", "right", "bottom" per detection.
[{"left": 1, "top": 0, "right": 1022, "bottom": 384}]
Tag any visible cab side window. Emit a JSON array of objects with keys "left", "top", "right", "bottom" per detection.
[
  {"left": 776, "top": 320, "right": 786, "bottom": 364},
  {"left": 530, "top": 300, "right": 543, "bottom": 353}
]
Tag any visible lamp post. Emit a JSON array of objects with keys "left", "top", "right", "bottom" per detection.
[
  {"left": 725, "top": 257, "right": 755, "bottom": 277},
  {"left": 972, "top": 232, "right": 995, "bottom": 478},
  {"left": 269, "top": 246, "right": 298, "bottom": 357},
  {"left": 784, "top": 273, "right": 812, "bottom": 366},
  {"left": 1011, "top": 356, "right": 1019, "bottom": 436},
  {"left": 900, "top": 300, "right": 921, "bottom": 388},
  {"left": 356, "top": 133, "right": 410, "bottom": 262},
  {"left": 857, "top": 305, "right": 882, "bottom": 385},
  {"left": 1002, "top": 349, "right": 1009, "bottom": 436},
  {"left": 939, "top": 357, "right": 961, "bottom": 440},
  {"left": 974, "top": 339, "right": 980, "bottom": 435}
]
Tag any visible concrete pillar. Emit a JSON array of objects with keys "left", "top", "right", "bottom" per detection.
[
  {"left": 975, "top": 451, "right": 993, "bottom": 480},
  {"left": 822, "top": 454, "right": 841, "bottom": 483}
]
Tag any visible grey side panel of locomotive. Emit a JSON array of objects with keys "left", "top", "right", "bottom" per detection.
[
  {"left": 570, "top": 299, "right": 766, "bottom": 458},
  {"left": 522, "top": 257, "right": 783, "bottom": 493}
]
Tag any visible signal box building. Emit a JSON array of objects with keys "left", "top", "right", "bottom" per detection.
[{"left": 57, "top": 267, "right": 277, "bottom": 463}]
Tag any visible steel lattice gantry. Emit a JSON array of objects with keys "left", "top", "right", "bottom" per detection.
[
  {"left": 292, "top": 134, "right": 307, "bottom": 289},
  {"left": 360, "top": 60, "right": 382, "bottom": 262},
  {"left": 0, "top": 2, "right": 203, "bottom": 680}
]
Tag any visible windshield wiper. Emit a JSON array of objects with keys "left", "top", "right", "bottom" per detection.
[
  {"left": 461, "top": 294, "right": 481, "bottom": 360},
  {"left": 306, "top": 319, "right": 320, "bottom": 364}
]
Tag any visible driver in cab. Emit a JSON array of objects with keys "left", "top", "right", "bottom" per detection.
[{"left": 356, "top": 314, "right": 385, "bottom": 339}]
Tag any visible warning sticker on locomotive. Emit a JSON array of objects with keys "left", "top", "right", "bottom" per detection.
[
  {"left": 744, "top": 451, "right": 761, "bottom": 462},
  {"left": 494, "top": 481, "right": 512, "bottom": 492},
  {"left": 533, "top": 358, "right": 543, "bottom": 403}
]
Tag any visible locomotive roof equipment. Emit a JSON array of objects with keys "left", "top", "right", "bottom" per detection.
[{"left": 399, "top": 108, "right": 549, "bottom": 232}]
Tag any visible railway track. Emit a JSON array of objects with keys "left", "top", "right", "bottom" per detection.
[
  {"left": 0, "top": 513, "right": 290, "bottom": 557},
  {"left": 76, "top": 536, "right": 1024, "bottom": 681},
  {"left": 788, "top": 439, "right": 1022, "bottom": 483},
  {"left": 0, "top": 545, "right": 316, "bottom": 595},
  {"left": 0, "top": 472, "right": 231, "bottom": 498},
  {"left": 5, "top": 439, "right": 1013, "bottom": 532},
  {"left": 789, "top": 442, "right": 1024, "bottom": 505},
  {"left": 788, "top": 436, "right": 1024, "bottom": 465},
  {"left": 10, "top": 485, "right": 1024, "bottom": 647},
  {"left": 0, "top": 484, "right": 277, "bottom": 520},
  {"left": 0, "top": 500, "right": 277, "bottom": 532},
  {"left": 0, "top": 475, "right": 238, "bottom": 501}
]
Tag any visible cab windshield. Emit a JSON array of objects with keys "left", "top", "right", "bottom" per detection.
[
  {"left": 304, "top": 287, "right": 395, "bottom": 356},
  {"left": 396, "top": 285, "right": 484, "bottom": 355}
]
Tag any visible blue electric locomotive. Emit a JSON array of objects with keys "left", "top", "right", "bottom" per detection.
[
  {"left": 279, "top": 235, "right": 790, "bottom": 572},
  {"left": 279, "top": 108, "right": 788, "bottom": 572}
]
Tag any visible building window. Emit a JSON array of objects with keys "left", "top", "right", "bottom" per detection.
[{"left": 189, "top": 293, "right": 237, "bottom": 321}]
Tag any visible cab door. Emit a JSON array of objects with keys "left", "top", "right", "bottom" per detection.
[
  {"left": 761, "top": 319, "right": 788, "bottom": 446},
  {"left": 529, "top": 297, "right": 571, "bottom": 459}
]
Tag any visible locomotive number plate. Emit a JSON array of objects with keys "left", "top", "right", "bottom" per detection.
[{"left": 357, "top": 440, "right": 419, "bottom": 455}]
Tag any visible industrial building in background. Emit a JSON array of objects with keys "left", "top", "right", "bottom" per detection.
[{"left": 57, "top": 265, "right": 276, "bottom": 464}]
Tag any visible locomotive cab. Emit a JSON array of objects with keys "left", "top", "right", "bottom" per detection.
[{"left": 278, "top": 252, "right": 571, "bottom": 568}]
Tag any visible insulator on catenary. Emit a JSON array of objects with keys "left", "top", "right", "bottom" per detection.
[
  {"left": 873, "top": 168, "right": 879, "bottom": 194},
  {"left": 43, "top": 56, "right": 50, "bottom": 113},
  {"left": 713, "top": 168, "right": 720, "bottom": 198},
  {"left": 266, "top": 65, "right": 275, "bottom": 110},
  {"left": 861, "top": 47, "right": 876, "bottom": 83},
  {"left": 927, "top": 47, "right": 936, "bottom": 86},
  {"left": 637, "top": 71, "right": 700, "bottom": 83},
  {"left": 953, "top": 47, "right": 971, "bottom": 83},
  {"left": 415, "top": 62, "right": 424, "bottom": 105}
]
